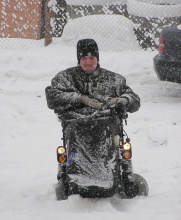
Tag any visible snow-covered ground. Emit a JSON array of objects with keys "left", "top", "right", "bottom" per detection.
[
  {"left": 1, "top": 0, "right": 181, "bottom": 217},
  {"left": 0, "top": 38, "right": 181, "bottom": 220},
  {"left": 1, "top": 42, "right": 181, "bottom": 220}
]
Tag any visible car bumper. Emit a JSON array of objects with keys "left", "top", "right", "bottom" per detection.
[{"left": 153, "top": 54, "right": 181, "bottom": 84}]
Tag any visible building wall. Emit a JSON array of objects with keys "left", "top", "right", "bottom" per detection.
[{"left": 0, "top": 0, "right": 43, "bottom": 39}]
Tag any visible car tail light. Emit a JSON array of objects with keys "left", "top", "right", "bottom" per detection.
[{"left": 159, "top": 36, "right": 165, "bottom": 54}]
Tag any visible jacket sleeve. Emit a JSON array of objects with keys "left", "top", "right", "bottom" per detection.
[
  {"left": 45, "top": 69, "right": 82, "bottom": 110},
  {"left": 116, "top": 76, "right": 140, "bottom": 113}
]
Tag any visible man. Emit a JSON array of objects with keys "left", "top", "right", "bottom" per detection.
[
  {"left": 45, "top": 39, "right": 140, "bottom": 199},
  {"left": 46, "top": 38, "right": 140, "bottom": 120}
]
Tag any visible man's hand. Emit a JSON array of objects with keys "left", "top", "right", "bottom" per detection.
[
  {"left": 80, "top": 95, "right": 103, "bottom": 110},
  {"left": 108, "top": 97, "right": 128, "bottom": 107}
]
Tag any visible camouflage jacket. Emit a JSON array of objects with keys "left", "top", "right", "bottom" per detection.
[{"left": 45, "top": 65, "right": 140, "bottom": 121}]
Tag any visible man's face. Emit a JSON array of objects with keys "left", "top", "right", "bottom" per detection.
[{"left": 80, "top": 56, "right": 98, "bottom": 73}]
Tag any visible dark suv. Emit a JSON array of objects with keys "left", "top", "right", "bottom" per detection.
[{"left": 153, "top": 25, "right": 181, "bottom": 84}]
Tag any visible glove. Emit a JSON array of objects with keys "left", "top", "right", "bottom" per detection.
[
  {"left": 80, "top": 95, "right": 103, "bottom": 110},
  {"left": 108, "top": 97, "right": 128, "bottom": 107}
]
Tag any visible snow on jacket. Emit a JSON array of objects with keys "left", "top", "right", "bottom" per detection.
[{"left": 45, "top": 65, "right": 140, "bottom": 121}]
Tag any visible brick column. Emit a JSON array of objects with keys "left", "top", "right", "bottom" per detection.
[{"left": 0, "top": 0, "right": 43, "bottom": 39}]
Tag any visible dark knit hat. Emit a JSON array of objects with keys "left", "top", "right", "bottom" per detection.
[{"left": 77, "top": 39, "right": 99, "bottom": 64}]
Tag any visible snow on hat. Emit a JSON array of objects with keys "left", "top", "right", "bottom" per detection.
[{"left": 77, "top": 39, "right": 99, "bottom": 64}]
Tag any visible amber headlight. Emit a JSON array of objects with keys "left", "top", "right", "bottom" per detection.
[
  {"left": 122, "top": 142, "right": 132, "bottom": 159},
  {"left": 57, "top": 146, "right": 67, "bottom": 163}
]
